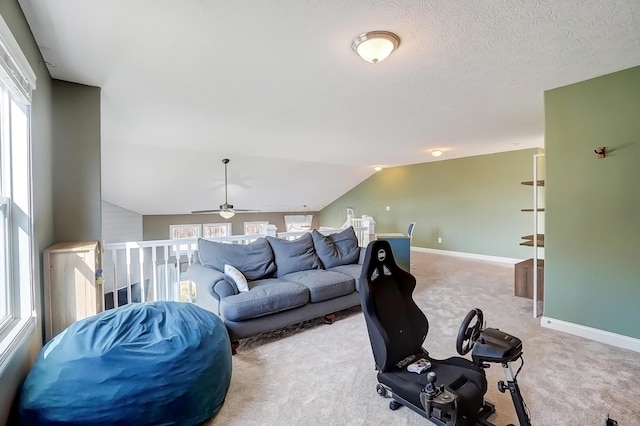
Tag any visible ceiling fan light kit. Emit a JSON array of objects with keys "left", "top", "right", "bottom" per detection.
[
  {"left": 219, "top": 209, "right": 235, "bottom": 219},
  {"left": 191, "top": 158, "right": 258, "bottom": 218}
]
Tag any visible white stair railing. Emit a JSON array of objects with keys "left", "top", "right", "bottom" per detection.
[{"left": 103, "top": 239, "right": 198, "bottom": 310}]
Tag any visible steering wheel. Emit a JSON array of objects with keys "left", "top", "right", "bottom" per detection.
[{"left": 456, "top": 308, "right": 484, "bottom": 355}]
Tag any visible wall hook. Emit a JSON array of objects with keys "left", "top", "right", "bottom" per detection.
[{"left": 594, "top": 147, "right": 605, "bottom": 159}]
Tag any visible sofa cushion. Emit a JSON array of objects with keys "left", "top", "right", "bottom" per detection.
[
  {"left": 266, "top": 233, "right": 320, "bottom": 277},
  {"left": 327, "top": 264, "right": 363, "bottom": 292},
  {"left": 197, "top": 238, "right": 275, "bottom": 281},
  {"left": 281, "top": 270, "right": 355, "bottom": 303},
  {"left": 219, "top": 279, "right": 309, "bottom": 322},
  {"left": 311, "top": 227, "right": 360, "bottom": 269}
]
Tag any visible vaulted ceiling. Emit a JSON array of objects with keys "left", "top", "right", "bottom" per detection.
[{"left": 18, "top": 0, "right": 640, "bottom": 214}]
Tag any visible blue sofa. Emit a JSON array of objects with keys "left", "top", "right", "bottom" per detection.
[{"left": 187, "top": 227, "right": 363, "bottom": 351}]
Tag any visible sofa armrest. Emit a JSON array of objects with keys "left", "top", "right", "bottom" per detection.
[
  {"left": 187, "top": 263, "right": 236, "bottom": 314},
  {"left": 358, "top": 247, "right": 366, "bottom": 265},
  {"left": 214, "top": 279, "right": 238, "bottom": 299}
]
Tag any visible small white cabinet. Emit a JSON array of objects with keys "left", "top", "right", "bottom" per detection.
[{"left": 43, "top": 241, "right": 102, "bottom": 341}]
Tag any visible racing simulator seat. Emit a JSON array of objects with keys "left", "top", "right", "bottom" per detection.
[{"left": 359, "top": 240, "right": 531, "bottom": 426}]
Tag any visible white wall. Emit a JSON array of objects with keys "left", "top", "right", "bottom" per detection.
[
  {"left": 101, "top": 201, "right": 143, "bottom": 294},
  {"left": 101, "top": 200, "right": 142, "bottom": 243}
]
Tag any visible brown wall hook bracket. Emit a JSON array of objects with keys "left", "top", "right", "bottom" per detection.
[{"left": 594, "top": 147, "right": 606, "bottom": 159}]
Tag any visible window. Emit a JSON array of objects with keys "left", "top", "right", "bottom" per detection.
[
  {"left": 169, "top": 224, "right": 201, "bottom": 254},
  {"left": 244, "top": 221, "right": 269, "bottom": 235},
  {"left": 169, "top": 224, "right": 201, "bottom": 240},
  {"left": 284, "top": 215, "right": 313, "bottom": 231},
  {"left": 203, "top": 223, "right": 231, "bottom": 238},
  {"left": 0, "top": 15, "right": 37, "bottom": 372},
  {"left": 0, "top": 197, "right": 8, "bottom": 322}
]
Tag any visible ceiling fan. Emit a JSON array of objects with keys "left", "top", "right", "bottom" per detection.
[{"left": 191, "top": 158, "right": 259, "bottom": 218}]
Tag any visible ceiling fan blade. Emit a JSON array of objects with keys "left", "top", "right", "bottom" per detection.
[
  {"left": 191, "top": 207, "right": 260, "bottom": 214},
  {"left": 191, "top": 209, "right": 222, "bottom": 214}
]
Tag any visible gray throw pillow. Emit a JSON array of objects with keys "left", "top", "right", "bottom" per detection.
[
  {"left": 311, "top": 227, "right": 360, "bottom": 269},
  {"left": 197, "top": 237, "right": 276, "bottom": 281},
  {"left": 265, "top": 233, "right": 320, "bottom": 277}
]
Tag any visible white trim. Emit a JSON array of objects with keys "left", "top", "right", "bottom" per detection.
[
  {"left": 541, "top": 316, "right": 640, "bottom": 353},
  {"left": 0, "top": 14, "right": 37, "bottom": 89},
  {"left": 532, "top": 153, "right": 545, "bottom": 318},
  {"left": 411, "top": 246, "right": 522, "bottom": 264},
  {"left": 0, "top": 316, "right": 36, "bottom": 375}
]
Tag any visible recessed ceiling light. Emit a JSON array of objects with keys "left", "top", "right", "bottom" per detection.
[
  {"left": 431, "top": 149, "right": 443, "bottom": 157},
  {"left": 374, "top": 166, "right": 383, "bottom": 172}
]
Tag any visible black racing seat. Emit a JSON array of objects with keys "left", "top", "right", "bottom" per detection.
[{"left": 359, "top": 240, "right": 494, "bottom": 425}]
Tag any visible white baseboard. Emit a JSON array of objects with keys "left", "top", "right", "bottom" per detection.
[
  {"left": 410, "top": 248, "right": 640, "bottom": 353},
  {"left": 541, "top": 316, "right": 640, "bottom": 353},
  {"left": 411, "top": 246, "right": 522, "bottom": 265}
]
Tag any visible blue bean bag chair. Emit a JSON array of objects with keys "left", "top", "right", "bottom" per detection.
[{"left": 20, "top": 301, "right": 232, "bottom": 425}]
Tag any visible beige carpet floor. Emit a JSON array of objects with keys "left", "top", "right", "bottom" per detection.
[{"left": 207, "top": 251, "right": 640, "bottom": 425}]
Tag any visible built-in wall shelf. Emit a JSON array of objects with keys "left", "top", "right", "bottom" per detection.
[
  {"left": 517, "top": 154, "right": 545, "bottom": 318},
  {"left": 521, "top": 234, "right": 544, "bottom": 240},
  {"left": 520, "top": 234, "right": 544, "bottom": 247}
]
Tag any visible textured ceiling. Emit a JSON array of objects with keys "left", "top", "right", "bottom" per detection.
[{"left": 18, "top": 0, "right": 640, "bottom": 215}]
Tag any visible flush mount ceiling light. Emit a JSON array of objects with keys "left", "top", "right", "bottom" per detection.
[
  {"left": 352, "top": 31, "right": 400, "bottom": 63},
  {"left": 374, "top": 166, "right": 383, "bottom": 172},
  {"left": 431, "top": 149, "right": 443, "bottom": 157}
]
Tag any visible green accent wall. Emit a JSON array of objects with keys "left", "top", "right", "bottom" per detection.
[
  {"left": 52, "top": 81, "right": 102, "bottom": 242},
  {"left": 320, "top": 149, "right": 542, "bottom": 259},
  {"left": 544, "top": 66, "right": 640, "bottom": 339}
]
